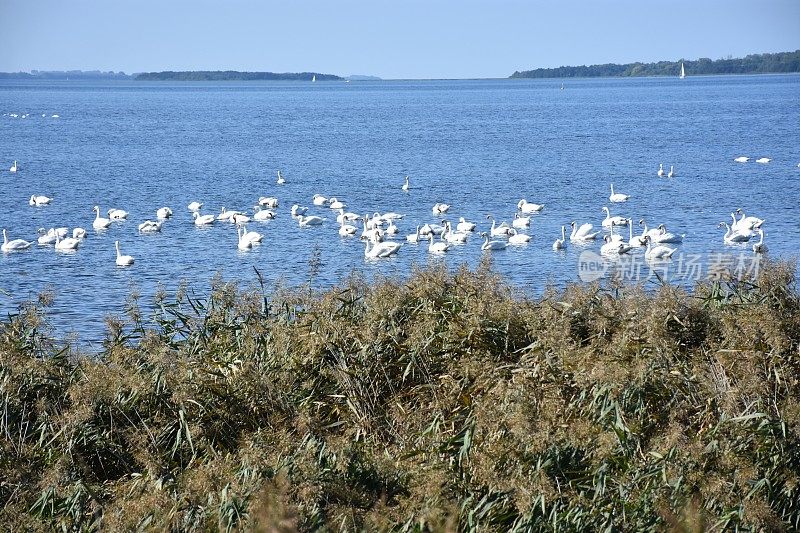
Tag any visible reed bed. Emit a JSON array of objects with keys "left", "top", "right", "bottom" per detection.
[{"left": 1, "top": 260, "right": 799, "bottom": 531}]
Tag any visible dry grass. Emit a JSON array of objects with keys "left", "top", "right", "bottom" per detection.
[{"left": 1, "top": 260, "right": 799, "bottom": 531}]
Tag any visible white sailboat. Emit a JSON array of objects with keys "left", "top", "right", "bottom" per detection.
[
  {"left": 679, "top": 62, "right": 685, "bottom": 79},
  {"left": 312, "top": 74, "right": 316, "bottom": 82}
]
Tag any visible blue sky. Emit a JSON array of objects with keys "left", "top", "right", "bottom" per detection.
[{"left": 1, "top": 0, "right": 799, "bottom": 79}]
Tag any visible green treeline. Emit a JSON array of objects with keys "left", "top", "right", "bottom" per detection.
[
  {"left": 134, "top": 70, "right": 342, "bottom": 81},
  {"left": 510, "top": 50, "right": 800, "bottom": 78},
  {"left": 2, "top": 262, "right": 799, "bottom": 530}
]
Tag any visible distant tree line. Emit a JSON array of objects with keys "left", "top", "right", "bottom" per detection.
[
  {"left": 0, "top": 70, "right": 131, "bottom": 80},
  {"left": 134, "top": 71, "right": 343, "bottom": 81},
  {"left": 510, "top": 50, "right": 800, "bottom": 78}
]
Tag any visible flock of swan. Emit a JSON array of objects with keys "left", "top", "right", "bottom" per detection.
[{"left": 2, "top": 165, "right": 773, "bottom": 268}]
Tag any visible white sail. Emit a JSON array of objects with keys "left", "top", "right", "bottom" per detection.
[
  {"left": 680, "top": 62, "right": 685, "bottom": 79},
  {"left": 312, "top": 74, "right": 316, "bottom": 82}
]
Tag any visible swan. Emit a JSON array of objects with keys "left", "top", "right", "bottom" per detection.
[
  {"left": 508, "top": 228, "right": 531, "bottom": 245},
  {"left": 115, "top": 241, "right": 134, "bottom": 266},
  {"left": 297, "top": 215, "right": 323, "bottom": 227},
  {"left": 427, "top": 233, "right": 450, "bottom": 254},
  {"left": 419, "top": 222, "right": 445, "bottom": 236},
  {"left": 107, "top": 208, "right": 128, "bottom": 220},
  {"left": 188, "top": 201, "right": 203, "bottom": 211},
  {"left": 569, "top": 221, "right": 598, "bottom": 242},
  {"left": 73, "top": 228, "right": 87, "bottom": 240},
  {"left": 602, "top": 207, "right": 628, "bottom": 228},
  {"left": 328, "top": 198, "right": 346, "bottom": 210},
  {"left": 92, "top": 206, "right": 113, "bottom": 230},
  {"left": 719, "top": 222, "right": 752, "bottom": 244},
  {"left": 402, "top": 175, "right": 410, "bottom": 191},
  {"left": 734, "top": 209, "right": 764, "bottom": 230},
  {"left": 638, "top": 219, "right": 662, "bottom": 241},
  {"left": 405, "top": 226, "right": 421, "bottom": 243},
  {"left": 276, "top": 170, "right": 285, "bottom": 184},
  {"left": 138, "top": 220, "right": 162, "bottom": 233},
  {"left": 667, "top": 165, "right": 675, "bottom": 178},
  {"left": 752, "top": 229, "right": 768, "bottom": 254},
  {"left": 442, "top": 222, "right": 468, "bottom": 244},
  {"left": 217, "top": 207, "right": 239, "bottom": 221},
  {"left": 756, "top": 157, "right": 771, "bottom": 164},
  {"left": 627, "top": 220, "right": 647, "bottom": 247},
  {"left": 481, "top": 232, "right": 507, "bottom": 251},
  {"left": 339, "top": 220, "right": 357, "bottom": 236},
  {"left": 37, "top": 228, "right": 58, "bottom": 245},
  {"left": 382, "top": 212, "right": 404, "bottom": 220},
  {"left": 193, "top": 212, "right": 215, "bottom": 226},
  {"left": 432, "top": 203, "right": 450, "bottom": 214},
  {"left": 657, "top": 163, "right": 665, "bottom": 177},
  {"left": 734, "top": 156, "right": 749, "bottom": 163},
  {"left": 385, "top": 220, "right": 399, "bottom": 235},
  {"left": 486, "top": 215, "right": 513, "bottom": 237},
  {"left": 517, "top": 199, "right": 544, "bottom": 213},
  {"left": 312, "top": 194, "right": 327, "bottom": 206},
  {"left": 258, "top": 197, "right": 279, "bottom": 208},
  {"left": 54, "top": 233, "right": 80, "bottom": 251},
  {"left": 29, "top": 195, "right": 52, "bottom": 206},
  {"left": 364, "top": 239, "right": 401, "bottom": 259},
  {"left": 290, "top": 204, "right": 308, "bottom": 218},
  {"left": 10, "top": 160, "right": 18, "bottom": 173},
  {"left": 601, "top": 235, "right": 633, "bottom": 255},
  {"left": 156, "top": 207, "right": 173, "bottom": 219},
  {"left": 361, "top": 217, "right": 382, "bottom": 241},
  {"left": 253, "top": 206, "right": 276, "bottom": 220},
  {"left": 456, "top": 217, "right": 476, "bottom": 232},
  {"left": 653, "top": 224, "right": 684, "bottom": 244},
  {"left": 240, "top": 225, "right": 263, "bottom": 244},
  {"left": 513, "top": 213, "right": 531, "bottom": 228},
  {"left": 237, "top": 227, "right": 253, "bottom": 250},
  {"left": 729, "top": 214, "right": 756, "bottom": 238},
  {"left": 609, "top": 184, "right": 629, "bottom": 203},
  {"left": 336, "top": 208, "right": 359, "bottom": 224},
  {"left": 2, "top": 229, "right": 32, "bottom": 252},
  {"left": 553, "top": 226, "right": 566, "bottom": 250},
  {"left": 608, "top": 222, "right": 625, "bottom": 243},
  {"left": 644, "top": 236, "right": 676, "bottom": 260},
  {"left": 53, "top": 227, "right": 68, "bottom": 239},
  {"left": 231, "top": 213, "right": 251, "bottom": 225}
]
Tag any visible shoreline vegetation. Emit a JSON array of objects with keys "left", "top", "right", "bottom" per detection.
[
  {"left": 2, "top": 261, "right": 799, "bottom": 530},
  {"left": 510, "top": 50, "right": 800, "bottom": 78}
]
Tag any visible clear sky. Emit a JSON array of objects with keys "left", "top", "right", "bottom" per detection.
[{"left": 1, "top": 0, "right": 799, "bottom": 79}]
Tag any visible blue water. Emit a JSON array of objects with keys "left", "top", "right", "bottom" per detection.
[{"left": 1, "top": 76, "right": 799, "bottom": 346}]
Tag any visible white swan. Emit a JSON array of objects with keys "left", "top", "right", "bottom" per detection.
[
  {"left": 156, "top": 207, "right": 173, "bottom": 219},
  {"left": 609, "top": 184, "right": 629, "bottom": 203},
  {"left": 402, "top": 175, "right": 410, "bottom": 191},
  {"left": 328, "top": 198, "right": 346, "bottom": 210},
  {"left": 138, "top": 220, "right": 162, "bottom": 233},
  {"left": 339, "top": 220, "right": 357, "bottom": 236},
  {"left": 2, "top": 229, "right": 31, "bottom": 252},
  {"left": 382, "top": 212, "right": 404, "bottom": 220},
  {"left": 419, "top": 222, "right": 445, "bottom": 236},
  {"left": 513, "top": 213, "right": 531, "bottom": 228},
  {"left": 361, "top": 217, "right": 382, "bottom": 241},
  {"left": 601, "top": 235, "right": 633, "bottom": 255},
  {"left": 55, "top": 233, "right": 80, "bottom": 251},
  {"left": 427, "top": 233, "right": 450, "bottom": 254},
  {"left": 481, "top": 232, "right": 507, "bottom": 251},
  {"left": 73, "top": 228, "right": 87, "bottom": 240},
  {"left": 602, "top": 207, "right": 628, "bottom": 228},
  {"left": 108, "top": 208, "right": 128, "bottom": 220},
  {"left": 37, "top": 228, "right": 58, "bottom": 245},
  {"left": 217, "top": 207, "right": 239, "bottom": 221},
  {"left": 364, "top": 239, "right": 401, "bottom": 259},
  {"left": 92, "top": 206, "right": 112, "bottom": 230},
  {"left": 553, "top": 226, "right": 566, "bottom": 250},
  {"left": 276, "top": 170, "right": 285, "bottom": 184},
  {"left": 517, "top": 199, "right": 544, "bottom": 213},
  {"left": 312, "top": 194, "right": 328, "bottom": 206},
  {"left": 508, "top": 228, "right": 531, "bottom": 245},
  {"left": 236, "top": 227, "right": 253, "bottom": 250},
  {"left": 115, "top": 241, "right": 134, "bottom": 266},
  {"left": 644, "top": 236, "right": 676, "bottom": 260},
  {"left": 258, "top": 197, "right": 278, "bottom": 208},
  {"left": 442, "top": 222, "right": 468, "bottom": 244},
  {"left": 385, "top": 220, "right": 399, "bottom": 235},
  {"left": 734, "top": 209, "right": 764, "bottom": 230},
  {"left": 752, "top": 229, "right": 768, "bottom": 254},
  {"left": 719, "top": 222, "right": 752, "bottom": 244},
  {"left": 29, "top": 195, "right": 52, "bottom": 206},
  {"left": 657, "top": 163, "right": 665, "bottom": 177},
  {"left": 487, "top": 215, "right": 513, "bottom": 237},
  {"left": 10, "top": 160, "right": 18, "bottom": 173},
  {"left": 607, "top": 222, "right": 625, "bottom": 243},
  {"left": 456, "top": 217, "right": 476, "bottom": 232},
  {"left": 336, "top": 208, "right": 359, "bottom": 224},
  {"left": 638, "top": 219, "right": 662, "bottom": 241},
  {"left": 653, "top": 224, "right": 684, "bottom": 244},
  {"left": 231, "top": 213, "right": 251, "bottom": 225},
  {"left": 756, "top": 157, "right": 771, "bottom": 164},
  {"left": 627, "top": 220, "right": 647, "bottom": 247},
  {"left": 432, "top": 203, "right": 450, "bottom": 214},
  {"left": 569, "top": 221, "right": 598, "bottom": 242},
  {"left": 406, "top": 226, "right": 421, "bottom": 243},
  {"left": 734, "top": 156, "right": 749, "bottom": 163},
  {"left": 667, "top": 165, "right": 675, "bottom": 178},
  {"left": 240, "top": 225, "right": 263, "bottom": 244},
  {"left": 291, "top": 204, "right": 308, "bottom": 217},
  {"left": 253, "top": 206, "right": 275, "bottom": 220},
  {"left": 193, "top": 212, "right": 215, "bottom": 226},
  {"left": 187, "top": 201, "right": 203, "bottom": 211},
  {"left": 297, "top": 215, "right": 323, "bottom": 227}
]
